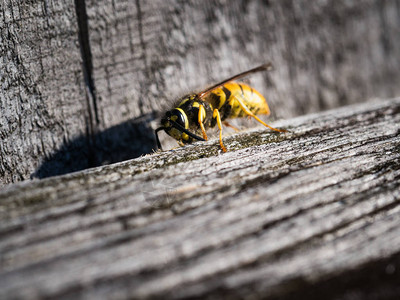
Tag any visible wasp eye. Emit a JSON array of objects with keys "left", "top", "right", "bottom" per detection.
[{"left": 171, "top": 109, "right": 187, "bottom": 129}]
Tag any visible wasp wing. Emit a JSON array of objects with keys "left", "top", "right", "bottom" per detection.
[{"left": 198, "top": 62, "right": 273, "bottom": 99}]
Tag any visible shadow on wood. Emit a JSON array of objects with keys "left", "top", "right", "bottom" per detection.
[{"left": 33, "top": 113, "right": 157, "bottom": 179}]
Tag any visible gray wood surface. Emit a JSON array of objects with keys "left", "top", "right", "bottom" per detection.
[
  {"left": 2, "top": 0, "right": 400, "bottom": 185},
  {"left": 0, "top": 0, "right": 86, "bottom": 185},
  {"left": 1, "top": 98, "right": 399, "bottom": 299}
]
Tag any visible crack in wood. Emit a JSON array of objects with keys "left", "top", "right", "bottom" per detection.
[{"left": 74, "top": 0, "right": 99, "bottom": 168}]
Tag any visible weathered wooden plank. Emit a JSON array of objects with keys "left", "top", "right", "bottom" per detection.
[
  {"left": 1, "top": 0, "right": 400, "bottom": 185},
  {"left": 86, "top": 0, "right": 400, "bottom": 125},
  {"left": 0, "top": 0, "right": 87, "bottom": 185},
  {"left": 0, "top": 98, "right": 399, "bottom": 299}
]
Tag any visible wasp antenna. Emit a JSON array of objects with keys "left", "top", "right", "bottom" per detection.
[
  {"left": 155, "top": 127, "right": 165, "bottom": 150},
  {"left": 170, "top": 121, "right": 206, "bottom": 141}
]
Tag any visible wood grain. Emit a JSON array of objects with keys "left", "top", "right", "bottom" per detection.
[
  {"left": 87, "top": 0, "right": 400, "bottom": 123},
  {"left": 0, "top": 98, "right": 399, "bottom": 299},
  {"left": 0, "top": 0, "right": 86, "bottom": 185},
  {"left": 1, "top": 0, "right": 400, "bottom": 185}
]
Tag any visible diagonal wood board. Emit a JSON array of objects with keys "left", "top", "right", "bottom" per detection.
[{"left": 0, "top": 98, "right": 399, "bottom": 299}]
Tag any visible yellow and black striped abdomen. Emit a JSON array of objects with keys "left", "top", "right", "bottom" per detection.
[{"left": 206, "top": 82, "right": 270, "bottom": 121}]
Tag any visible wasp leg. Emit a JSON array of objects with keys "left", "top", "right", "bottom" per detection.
[
  {"left": 223, "top": 121, "right": 240, "bottom": 132},
  {"left": 213, "top": 109, "right": 227, "bottom": 152},
  {"left": 232, "top": 96, "right": 287, "bottom": 133},
  {"left": 198, "top": 104, "right": 208, "bottom": 140}
]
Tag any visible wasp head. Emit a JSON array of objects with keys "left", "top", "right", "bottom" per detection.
[
  {"left": 161, "top": 108, "right": 189, "bottom": 140},
  {"left": 155, "top": 108, "right": 205, "bottom": 150}
]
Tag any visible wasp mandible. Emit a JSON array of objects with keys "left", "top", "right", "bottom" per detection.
[{"left": 155, "top": 63, "right": 286, "bottom": 152}]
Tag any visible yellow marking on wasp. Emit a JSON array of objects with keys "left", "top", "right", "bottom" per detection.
[
  {"left": 223, "top": 82, "right": 270, "bottom": 116},
  {"left": 211, "top": 89, "right": 227, "bottom": 109},
  {"left": 175, "top": 108, "right": 189, "bottom": 129},
  {"left": 198, "top": 104, "right": 208, "bottom": 140},
  {"left": 179, "top": 98, "right": 190, "bottom": 107}
]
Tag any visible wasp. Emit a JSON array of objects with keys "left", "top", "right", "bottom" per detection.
[{"left": 155, "top": 63, "right": 286, "bottom": 152}]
